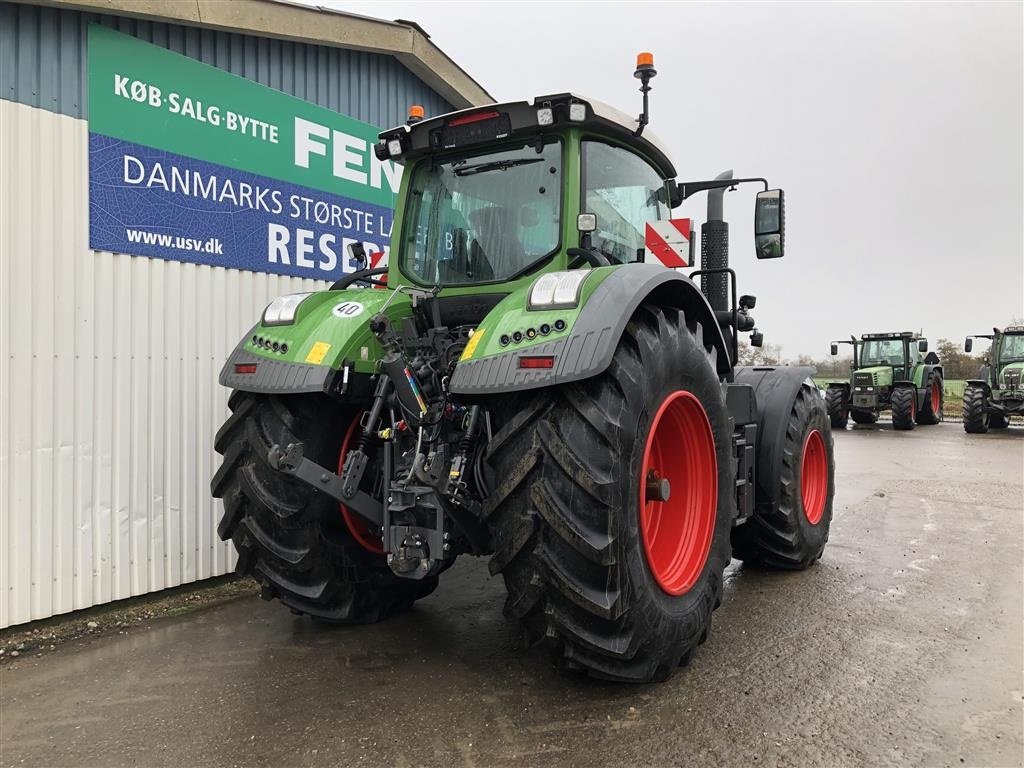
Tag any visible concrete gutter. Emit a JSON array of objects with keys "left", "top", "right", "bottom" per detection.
[{"left": 15, "top": 0, "right": 494, "bottom": 109}]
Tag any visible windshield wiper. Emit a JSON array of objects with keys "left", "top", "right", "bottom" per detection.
[{"left": 453, "top": 158, "right": 544, "bottom": 176}]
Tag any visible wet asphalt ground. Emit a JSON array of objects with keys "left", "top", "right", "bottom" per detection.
[{"left": 2, "top": 422, "right": 1022, "bottom": 768}]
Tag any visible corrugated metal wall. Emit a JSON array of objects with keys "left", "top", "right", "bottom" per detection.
[
  {"left": 0, "top": 2, "right": 453, "bottom": 124},
  {"left": 0, "top": 1, "right": 455, "bottom": 628}
]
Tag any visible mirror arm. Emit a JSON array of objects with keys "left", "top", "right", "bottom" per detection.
[
  {"left": 673, "top": 177, "right": 769, "bottom": 205},
  {"left": 566, "top": 247, "right": 611, "bottom": 268}
]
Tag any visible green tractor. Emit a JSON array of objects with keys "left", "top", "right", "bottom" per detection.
[
  {"left": 211, "top": 56, "right": 836, "bottom": 683},
  {"left": 825, "top": 332, "right": 943, "bottom": 430},
  {"left": 962, "top": 326, "right": 1024, "bottom": 432}
]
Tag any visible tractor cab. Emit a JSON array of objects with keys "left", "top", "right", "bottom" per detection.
[
  {"left": 857, "top": 332, "right": 928, "bottom": 382},
  {"left": 372, "top": 57, "right": 784, "bottom": 361},
  {"left": 966, "top": 326, "right": 1024, "bottom": 391},
  {"left": 375, "top": 91, "right": 679, "bottom": 301}
]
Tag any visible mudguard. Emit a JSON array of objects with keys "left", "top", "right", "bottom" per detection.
[
  {"left": 734, "top": 365, "right": 818, "bottom": 511},
  {"left": 218, "top": 287, "right": 412, "bottom": 395},
  {"left": 966, "top": 378, "right": 991, "bottom": 395},
  {"left": 450, "top": 263, "right": 731, "bottom": 395}
]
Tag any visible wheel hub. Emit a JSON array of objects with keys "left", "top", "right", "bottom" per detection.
[{"left": 645, "top": 471, "right": 671, "bottom": 503}]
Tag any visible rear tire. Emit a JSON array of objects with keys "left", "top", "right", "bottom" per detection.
[
  {"left": 826, "top": 387, "right": 848, "bottom": 429},
  {"left": 962, "top": 386, "right": 990, "bottom": 433},
  {"left": 989, "top": 412, "right": 1009, "bottom": 429},
  {"left": 916, "top": 370, "right": 943, "bottom": 425},
  {"left": 484, "top": 303, "right": 733, "bottom": 682},
  {"left": 211, "top": 392, "right": 437, "bottom": 623},
  {"left": 891, "top": 386, "right": 917, "bottom": 430},
  {"left": 731, "top": 384, "right": 835, "bottom": 568},
  {"left": 850, "top": 410, "right": 879, "bottom": 424}
]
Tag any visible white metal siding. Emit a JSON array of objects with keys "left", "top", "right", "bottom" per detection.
[{"left": 0, "top": 99, "right": 325, "bottom": 628}]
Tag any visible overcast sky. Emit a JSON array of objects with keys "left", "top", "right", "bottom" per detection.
[{"left": 324, "top": 1, "right": 1022, "bottom": 357}]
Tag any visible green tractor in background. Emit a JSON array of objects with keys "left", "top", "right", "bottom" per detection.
[
  {"left": 826, "top": 332, "right": 943, "bottom": 430},
  {"left": 210, "top": 56, "right": 836, "bottom": 683},
  {"left": 962, "top": 326, "right": 1024, "bottom": 432}
]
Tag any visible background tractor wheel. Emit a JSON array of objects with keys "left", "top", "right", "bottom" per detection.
[
  {"left": 916, "top": 370, "right": 943, "bottom": 425},
  {"left": 850, "top": 410, "right": 879, "bottom": 424},
  {"left": 962, "top": 386, "right": 990, "bottom": 433},
  {"left": 989, "top": 413, "right": 1009, "bottom": 429},
  {"left": 484, "top": 303, "right": 733, "bottom": 683},
  {"left": 731, "top": 384, "right": 835, "bottom": 568},
  {"left": 826, "top": 387, "right": 848, "bottom": 429},
  {"left": 891, "top": 386, "right": 917, "bottom": 430},
  {"left": 211, "top": 392, "right": 437, "bottom": 623}
]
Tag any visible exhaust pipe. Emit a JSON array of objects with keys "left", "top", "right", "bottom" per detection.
[{"left": 701, "top": 169, "right": 732, "bottom": 313}]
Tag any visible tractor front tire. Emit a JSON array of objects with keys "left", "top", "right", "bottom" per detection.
[
  {"left": 916, "top": 371, "right": 943, "bottom": 425},
  {"left": 850, "top": 410, "right": 879, "bottom": 425},
  {"left": 989, "top": 412, "right": 1009, "bottom": 429},
  {"left": 484, "top": 303, "right": 733, "bottom": 683},
  {"left": 962, "top": 386, "right": 990, "bottom": 433},
  {"left": 891, "top": 386, "right": 917, "bottom": 430},
  {"left": 826, "top": 387, "right": 848, "bottom": 429},
  {"left": 212, "top": 392, "right": 437, "bottom": 622},
  {"left": 731, "top": 384, "right": 835, "bottom": 568}
]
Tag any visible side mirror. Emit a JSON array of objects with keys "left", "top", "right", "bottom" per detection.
[
  {"left": 964, "top": 337, "right": 973, "bottom": 353},
  {"left": 918, "top": 339, "right": 928, "bottom": 353},
  {"left": 830, "top": 343, "right": 839, "bottom": 356},
  {"left": 751, "top": 329, "right": 764, "bottom": 348},
  {"left": 346, "top": 241, "right": 368, "bottom": 271},
  {"left": 754, "top": 189, "right": 785, "bottom": 259}
]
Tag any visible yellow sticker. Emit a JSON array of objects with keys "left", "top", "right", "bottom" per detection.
[
  {"left": 460, "top": 329, "right": 485, "bottom": 361},
  {"left": 305, "top": 341, "right": 332, "bottom": 365}
]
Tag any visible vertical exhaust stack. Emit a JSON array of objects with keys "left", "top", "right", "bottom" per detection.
[{"left": 701, "top": 170, "right": 733, "bottom": 313}]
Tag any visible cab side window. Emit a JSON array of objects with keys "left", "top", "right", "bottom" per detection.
[{"left": 582, "top": 141, "right": 668, "bottom": 264}]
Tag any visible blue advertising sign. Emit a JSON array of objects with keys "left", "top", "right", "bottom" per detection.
[{"left": 87, "top": 25, "right": 401, "bottom": 279}]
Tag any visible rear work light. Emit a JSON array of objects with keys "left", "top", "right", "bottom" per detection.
[
  {"left": 518, "top": 356, "right": 555, "bottom": 369},
  {"left": 234, "top": 363, "right": 258, "bottom": 375},
  {"left": 447, "top": 110, "right": 501, "bottom": 127}
]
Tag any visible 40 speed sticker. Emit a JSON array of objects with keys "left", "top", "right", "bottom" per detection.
[{"left": 332, "top": 301, "right": 364, "bottom": 318}]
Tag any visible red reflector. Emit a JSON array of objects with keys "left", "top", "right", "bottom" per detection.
[
  {"left": 234, "top": 363, "right": 258, "bottom": 375},
  {"left": 518, "top": 356, "right": 555, "bottom": 370},
  {"left": 447, "top": 110, "right": 501, "bottom": 127}
]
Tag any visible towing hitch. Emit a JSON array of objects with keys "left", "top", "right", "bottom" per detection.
[{"left": 267, "top": 442, "right": 383, "bottom": 527}]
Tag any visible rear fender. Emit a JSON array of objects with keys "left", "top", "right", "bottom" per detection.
[
  {"left": 450, "top": 263, "right": 731, "bottom": 395},
  {"left": 219, "top": 288, "right": 411, "bottom": 394},
  {"left": 734, "top": 366, "right": 818, "bottom": 511},
  {"left": 966, "top": 379, "right": 991, "bottom": 396}
]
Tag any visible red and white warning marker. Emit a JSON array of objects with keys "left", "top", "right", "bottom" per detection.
[{"left": 645, "top": 218, "right": 693, "bottom": 268}]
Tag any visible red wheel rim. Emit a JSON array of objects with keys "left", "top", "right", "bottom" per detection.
[
  {"left": 931, "top": 380, "right": 941, "bottom": 413},
  {"left": 911, "top": 393, "right": 916, "bottom": 420},
  {"left": 338, "top": 413, "right": 384, "bottom": 554},
  {"left": 639, "top": 391, "right": 717, "bottom": 596},
  {"left": 801, "top": 429, "right": 828, "bottom": 525}
]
